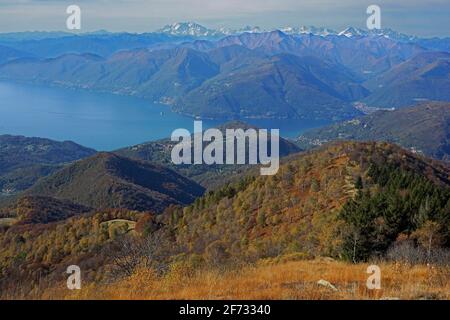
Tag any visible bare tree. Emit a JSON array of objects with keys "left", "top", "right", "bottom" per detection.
[{"left": 109, "top": 231, "right": 171, "bottom": 278}]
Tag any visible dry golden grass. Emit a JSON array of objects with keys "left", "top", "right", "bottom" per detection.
[{"left": 49, "top": 258, "right": 450, "bottom": 300}]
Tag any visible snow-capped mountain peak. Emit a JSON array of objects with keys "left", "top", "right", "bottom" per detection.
[
  {"left": 157, "top": 22, "right": 221, "bottom": 37},
  {"left": 157, "top": 22, "right": 267, "bottom": 37},
  {"left": 280, "top": 26, "right": 337, "bottom": 36},
  {"left": 237, "top": 25, "right": 264, "bottom": 34},
  {"left": 338, "top": 27, "right": 368, "bottom": 38},
  {"left": 366, "top": 28, "right": 418, "bottom": 42},
  {"left": 156, "top": 22, "right": 420, "bottom": 43}
]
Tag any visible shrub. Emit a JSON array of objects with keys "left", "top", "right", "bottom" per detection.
[
  {"left": 386, "top": 240, "right": 450, "bottom": 266},
  {"left": 204, "top": 240, "right": 230, "bottom": 266}
]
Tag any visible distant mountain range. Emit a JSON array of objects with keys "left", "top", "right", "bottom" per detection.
[
  {"left": 0, "top": 22, "right": 442, "bottom": 42},
  {"left": 297, "top": 101, "right": 450, "bottom": 162},
  {"left": 156, "top": 22, "right": 450, "bottom": 52},
  {"left": 362, "top": 52, "right": 450, "bottom": 107},
  {"left": 157, "top": 22, "right": 342, "bottom": 38},
  {"left": 0, "top": 33, "right": 183, "bottom": 58},
  {"left": 157, "top": 22, "right": 234, "bottom": 37},
  {"left": 0, "top": 135, "right": 96, "bottom": 195},
  {"left": 0, "top": 23, "right": 448, "bottom": 120},
  {"left": 156, "top": 22, "right": 421, "bottom": 42},
  {"left": 1, "top": 22, "right": 449, "bottom": 57},
  {"left": 2, "top": 29, "right": 447, "bottom": 120},
  {"left": 0, "top": 31, "right": 74, "bottom": 42},
  {"left": 0, "top": 44, "right": 33, "bottom": 64}
]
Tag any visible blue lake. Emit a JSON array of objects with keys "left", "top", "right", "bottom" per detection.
[{"left": 0, "top": 82, "right": 330, "bottom": 151}]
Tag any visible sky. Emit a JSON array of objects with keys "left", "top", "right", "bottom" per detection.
[{"left": 0, "top": 0, "right": 448, "bottom": 37}]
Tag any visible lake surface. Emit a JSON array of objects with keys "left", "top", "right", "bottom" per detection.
[{"left": 0, "top": 82, "right": 331, "bottom": 151}]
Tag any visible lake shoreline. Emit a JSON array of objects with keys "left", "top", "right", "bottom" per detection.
[{"left": 0, "top": 81, "right": 332, "bottom": 150}]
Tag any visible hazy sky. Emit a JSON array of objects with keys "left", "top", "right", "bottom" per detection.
[{"left": 0, "top": 0, "right": 448, "bottom": 37}]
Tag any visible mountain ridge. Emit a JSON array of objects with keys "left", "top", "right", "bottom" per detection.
[
  {"left": 0, "top": 31, "right": 429, "bottom": 120},
  {"left": 0, "top": 135, "right": 96, "bottom": 195},
  {"left": 159, "top": 140, "right": 450, "bottom": 266},
  {"left": 24, "top": 152, "right": 205, "bottom": 213},
  {"left": 114, "top": 121, "right": 302, "bottom": 189},
  {"left": 1, "top": 140, "right": 449, "bottom": 298},
  {"left": 297, "top": 101, "right": 450, "bottom": 162}
]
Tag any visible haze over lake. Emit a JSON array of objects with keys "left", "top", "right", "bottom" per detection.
[{"left": 0, "top": 82, "right": 330, "bottom": 150}]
